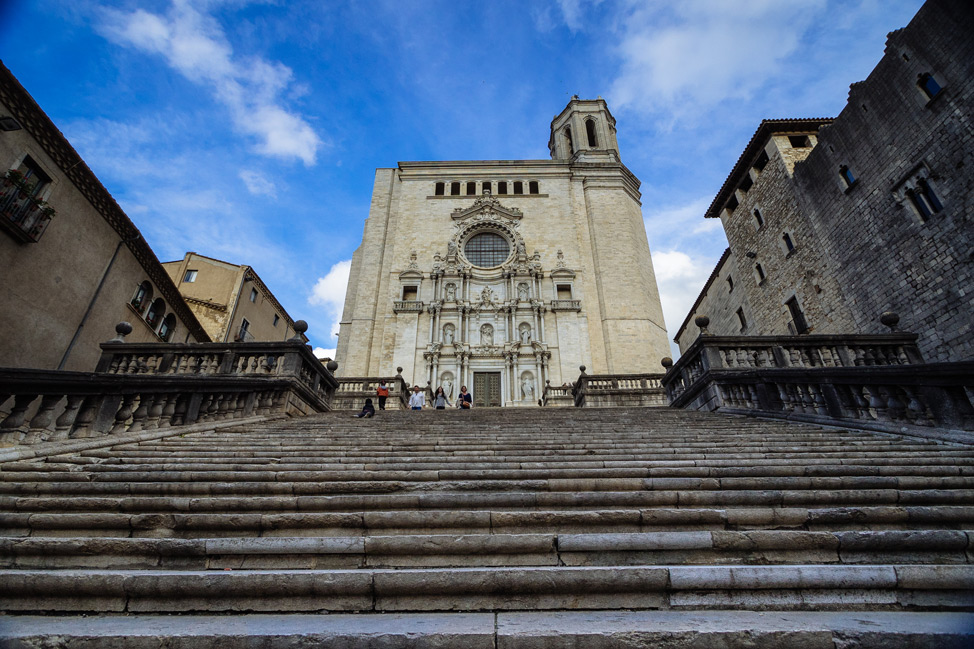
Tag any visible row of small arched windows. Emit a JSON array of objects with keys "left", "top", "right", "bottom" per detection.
[
  {"left": 435, "top": 180, "right": 540, "bottom": 197},
  {"left": 131, "top": 281, "right": 176, "bottom": 342}
]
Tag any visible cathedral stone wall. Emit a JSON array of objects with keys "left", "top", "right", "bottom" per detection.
[
  {"left": 677, "top": 0, "right": 973, "bottom": 362},
  {"left": 337, "top": 99, "right": 670, "bottom": 403}
]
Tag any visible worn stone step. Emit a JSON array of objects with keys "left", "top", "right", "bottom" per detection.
[
  {"left": 1, "top": 530, "right": 970, "bottom": 570},
  {"left": 2, "top": 564, "right": 971, "bottom": 613},
  {"left": 3, "top": 610, "right": 972, "bottom": 649}
]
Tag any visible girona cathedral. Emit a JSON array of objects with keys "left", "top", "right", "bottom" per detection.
[{"left": 335, "top": 98, "right": 670, "bottom": 406}]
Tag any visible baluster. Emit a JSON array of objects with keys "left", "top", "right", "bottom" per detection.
[
  {"left": 196, "top": 394, "right": 214, "bottom": 421},
  {"left": 22, "top": 394, "right": 63, "bottom": 443},
  {"left": 0, "top": 394, "right": 37, "bottom": 443},
  {"left": 886, "top": 387, "right": 906, "bottom": 421},
  {"left": 902, "top": 387, "right": 929, "bottom": 425},
  {"left": 111, "top": 394, "right": 138, "bottom": 434},
  {"left": 128, "top": 394, "right": 153, "bottom": 432},
  {"left": 787, "top": 349, "right": 800, "bottom": 367},
  {"left": 216, "top": 393, "right": 231, "bottom": 420},
  {"left": 232, "top": 393, "right": 247, "bottom": 418},
  {"left": 158, "top": 394, "right": 177, "bottom": 428},
  {"left": 51, "top": 395, "right": 85, "bottom": 440},
  {"left": 145, "top": 393, "right": 166, "bottom": 429},
  {"left": 864, "top": 348, "right": 878, "bottom": 366},
  {"left": 808, "top": 384, "right": 828, "bottom": 415},
  {"left": 70, "top": 396, "right": 102, "bottom": 438},
  {"left": 204, "top": 393, "right": 220, "bottom": 420},
  {"left": 171, "top": 394, "right": 188, "bottom": 426},
  {"left": 895, "top": 346, "right": 909, "bottom": 365},
  {"left": 250, "top": 357, "right": 259, "bottom": 372},
  {"left": 863, "top": 386, "right": 885, "bottom": 420},
  {"left": 777, "top": 384, "right": 792, "bottom": 412}
]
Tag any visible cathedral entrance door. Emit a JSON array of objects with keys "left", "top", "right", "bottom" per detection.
[{"left": 473, "top": 372, "right": 502, "bottom": 408}]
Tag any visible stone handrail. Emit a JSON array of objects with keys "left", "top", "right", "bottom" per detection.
[
  {"left": 662, "top": 333, "right": 974, "bottom": 435},
  {"left": 541, "top": 380, "right": 573, "bottom": 407},
  {"left": 550, "top": 300, "right": 581, "bottom": 311},
  {"left": 333, "top": 375, "right": 410, "bottom": 410},
  {"left": 1, "top": 340, "right": 337, "bottom": 446},
  {"left": 572, "top": 372, "right": 667, "bottom": 408}
]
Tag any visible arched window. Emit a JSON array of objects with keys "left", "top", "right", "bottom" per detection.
[
  {"left": 482, "top": 181, "right": 491, "bottom": 194},
  {"left": 466, "top": 181, "right": 476, "bottom": 195},
  {"left": 450, "top": 182, "right": 461, "bottom": 196},
  {"left": 513, "top": 181, "right": 523, "bottom": 195},
  {"left": 145, "top": 298, "right": 166, "bottom": 329},
  {"left": 528, "top": 181, "right": 539, "bottom": 194},
  {"left": 586, "top": 119, "right": 598, "bottom": 147},
  {"left": 564, "top": 127, "right": 574, "bottom": 153},
  {"left": 434, "top": 182, "right": 445, "bottom": 196},
  {"left": 131, "top": 281, "right": 152, "bottom": 313},
  {"left": 158, "top": 313, "right": 177, "bottom": 342}
]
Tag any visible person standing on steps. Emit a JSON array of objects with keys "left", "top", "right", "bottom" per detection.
[
  {"left": 456, "top": 385, "right": 472, "bottom": 409},
  {"left": 433, "top": 386, "right": 451, "bottom": 410},
  {"left": 376, "top": 380, "right": 389, "bottom": 411},
  {"left": 353, "top": 398, "right": 375, "bottom": 418},
  {"left": 408, "top": 385, "right": 426, "bottom": 410}
]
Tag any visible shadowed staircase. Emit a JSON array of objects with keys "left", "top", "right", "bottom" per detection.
[{"left": 1, "top": 407, "right": 972, "bottom": 647}]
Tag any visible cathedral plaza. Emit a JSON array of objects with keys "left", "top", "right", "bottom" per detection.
[{"left": 0, "top": 0, "right": 973, "bottom": 646}]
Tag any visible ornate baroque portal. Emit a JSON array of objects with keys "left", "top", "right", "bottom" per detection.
[{"left": 419, "top": 192, "right": 551, "bottom": 405}]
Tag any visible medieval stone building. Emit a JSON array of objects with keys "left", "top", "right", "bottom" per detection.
[
  {"left": 676, "top": 0, "right": 973, "bottom": 363},
  {"left": 336, "top": 98, "right": 670, "bottom": 405}
]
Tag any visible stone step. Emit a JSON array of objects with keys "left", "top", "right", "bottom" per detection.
[
  {"left": 2, "top": 564, "right": 972, "bottom": 613},
  {"left": 3, "top": 611, "right": 972, "bottom": 649},
  {"left": 1, "top": 530, "right": 970, "bottom": 570}
]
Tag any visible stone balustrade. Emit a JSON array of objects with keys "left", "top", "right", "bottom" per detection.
[
  {"left": 541, "top": 380, "right": 573, "bottom": 407},
  {"left": 333, "top": 374, "right": 410, "bottom": 410},
  {"left": 662, "top": 332, "right": 974, "bottom": 435},
  {"left": 0, "top": 339, "right": 337, "bottom": 446},
  {"left": 572, "top": 370, "right": 667, "bottom": 408}
]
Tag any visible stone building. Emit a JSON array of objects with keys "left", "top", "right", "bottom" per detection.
[
  {"left": 676, "top": 0, "right": 973, "bottom": 362},
  {"left": 0, "top": 62, "right": 209, "bottom": 372},
  {"left": 336, "top": 98, "right": 669, "bottom": 406},
  {"left": 162, "top": 252, "right": 305, "bottom": 344}
]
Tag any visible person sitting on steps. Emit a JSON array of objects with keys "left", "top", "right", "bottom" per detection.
[{"left": 353, "top": 398, "right": 375, "bottom": 418}]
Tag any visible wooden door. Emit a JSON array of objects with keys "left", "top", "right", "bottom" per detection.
[{"left": 473, "top": 372, "right": 502, "bottom": 407}]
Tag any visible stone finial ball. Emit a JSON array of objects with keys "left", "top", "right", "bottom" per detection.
[
  {"left": 880, "top": 312, "right": 900, "bottom": 328},
  {"left": 326, "top": 360, "right": 338, "bottom": 372},
  {"left": 396, "top": 366, "right": 403, "bottom": 374},
  {"left": 579, "top": 365, "right": 586, "bottom": 373},
  {"left": 661, "top": 357, "right": 673, "bottom": 368},
  {"left": 293, "top": 320, "right": 309, "bottom": 334},
  {"left": 115, "top": 322, "right": 133, "bottom": 336},
  {"left": 694, "top": 315, "right": 710, "bottom": 329}
]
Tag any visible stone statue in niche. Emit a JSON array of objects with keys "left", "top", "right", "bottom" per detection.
[
  {"left": 445, "top": 283, "right": 457, "bottom": 302},
  {"left": 519, "top": 323, "right": 532, "bottom": 345},
  {"left": 521, "top": 373, "right": 535, "bottom": 400},
  {"left": 443, "top": 323, "right": 455, "bottom": 345},
  {"left": 517, "top": 241, "right": 526, "bottom": 257},
  {"left": 480, "top": 323, "right": 494, "bottom": 346},
  {"left": 447, "top": 240, "right": 457, "bottom": 257},
  {"left": 480, "top": 286, "right": 494, "bottom": 306},
  {"left": 517, "top": 283, "right": 529, "bottom": 302},
  {"left": 441, "top": 372, "right": 454, "bottom": 398}
]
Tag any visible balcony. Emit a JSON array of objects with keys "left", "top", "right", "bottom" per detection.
[
  {"left": 551, "top": 299, "right": 581, "bottom": 312},
  {"left": 394, "top": 300, "right": 424, "bottom": 313},
  {"left": 0, "top": 171, "right": 55, "bottom": 243}
]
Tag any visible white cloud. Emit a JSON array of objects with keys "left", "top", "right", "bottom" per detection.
[
  {"left": 238, "top": 169, "right": 277, "bottom": 197},
  {"left": 652, "top": 249, "right": 721, "bottom": 359},
  {"left": 309, "top": 259, "right": 352, "bottom": 344},
  {"left": 100, "top": 0, "right": 322, "bottom": 165},
  {"left": 313, "top": 346, "right": 336, "bottom": 361},
  {"left": 555, "top": 0, "right": 604, "bottom": 32},
  {"left": 644, "top": 195, "right": 725, "bottom": 252},
  {"left": 610, "top": 0, "right": 827, "bottom": 119}
]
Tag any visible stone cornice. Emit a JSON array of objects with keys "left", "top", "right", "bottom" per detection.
[{"left": 0, "top": 61, "right": 210, "bottom": 343}]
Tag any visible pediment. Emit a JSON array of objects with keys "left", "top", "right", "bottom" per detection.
[{"left": 451, "top": 193, "right": 522, "bottom": 224}]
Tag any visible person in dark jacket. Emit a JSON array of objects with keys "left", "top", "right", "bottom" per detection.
[{"left": 354, "top": 398, "right": 375, "bottom": 418}]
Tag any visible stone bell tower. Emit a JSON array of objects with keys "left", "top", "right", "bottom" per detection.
[{"left": 548, "top": 96, "right": 621, "bottom": 163}]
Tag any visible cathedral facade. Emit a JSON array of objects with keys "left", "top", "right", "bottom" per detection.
[{"left": 336, "top": 98, "right": 669, "bottom": 406}]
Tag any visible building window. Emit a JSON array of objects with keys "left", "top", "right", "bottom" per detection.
[
  {"left": 15, "top": 156, "right": 51, "bottom": 197},
  {"left": 840, "top": 165, "right": 857, "bottom": 188},
  {"left": 435, "top": 182, "right": 445, "bottom": 196},
  {"left": 782, "top": 232, "right": 795, "bottom": 253},
  {"left": 917, "top": 72, "right": 942, "bottom": 100},
  {"left": 482, "top": 181, "right": 491, "bottom": 194},
  {"left": 556, "top": 284, "right": 573, "bottom": 300},
  {"left": 249, "top": 288, "right": 258, "bottom": 303},
  {"left": 273, "top": 314, "right": 280, "bottom": 327},
  {"left": 752, "top": 150, "right": 769, "bottom": 173},
  {"left": 466, "top": 181, "right": 476, "bottom": 195},
  {"left": 131, "top": 281, "right": 153, "bottom": 313},
  {"left": 183, "top": 269, "right": 198, "bottom": 283},
  {"left": 786, "top": 296, "right": 809, "bottom": 334},
  {"left": 236, "top": 318, "right": 252, "bottom": 342},
  {"left": 906, "top": 178, "right": 943, "bottom": 221},
  {"left": 158, "top": 314, "right": 176, "bottom": 342},
  {"left": 725, "top": 195, "right": 739, "bottom": 213},
  {"left": 451, "top": 182, "right": 460, "bottom": 196},
  {"left": 464, "top": 232, "right": 510, "bottom": 267},
  {"left": 145, "top": 298, "right": 165, "bottom": 329},
  {"left": 736, "top": 308, "right": 747, "bottom": 332},
  {"left": 755, "top": 263, "right": 766, "bottom": 283},
  {"left": 513, "top": 181, "right": 523, "bottom": 195},
  {"left": 498, "top": 181, "right": 508, "bottom": 195},
  {"left": 739, "top": 175, "right": 753, "bottom": 193},
  {"left": 727, "top": 276, "right": 734, "bottom": 293},
  {"left": 586, "top": 119, "right": 598, "bottom": 147},
  {"left": 529, "top": 181, "right": 539, "bottom": 194},
  {"left": 2, "top": 157, "right": 55, "bottom": 243},
  {"left": 402, "top": 286, "right": 418, "bottom": 300},
  {"left": 753, "top": 208, "right": 764, "bottom": 228},
  {"left": 788, "top": 135, "right": 811, "bottom": 148},
  {"left": 565, "top": 127, "right": 574, "bottom": 153}
]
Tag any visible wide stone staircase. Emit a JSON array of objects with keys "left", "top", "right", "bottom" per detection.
[{"left": 1, "top": 407, "right": 973, "bottom": 646}]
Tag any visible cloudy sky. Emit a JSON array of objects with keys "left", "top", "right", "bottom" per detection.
[{"left": 1, "top": 0, "right": 925, "bottom": 360}]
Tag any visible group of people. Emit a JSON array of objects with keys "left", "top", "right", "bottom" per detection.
[{"left": 354, "top": 380, "right": 472, "bottom": 417}]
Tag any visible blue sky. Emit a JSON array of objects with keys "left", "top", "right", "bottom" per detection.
[{"left": 1, "top": 0, "right": 926, "bottom": 360}]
